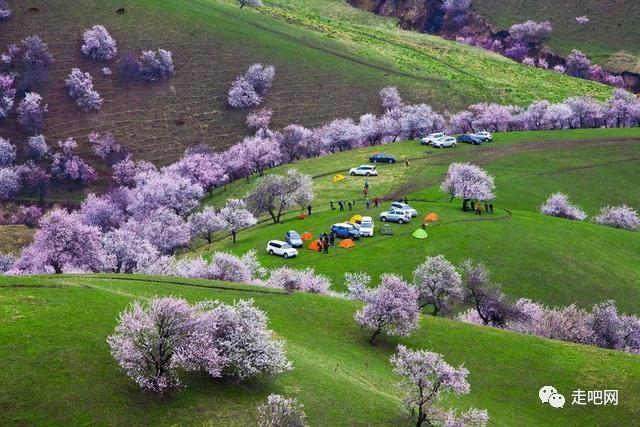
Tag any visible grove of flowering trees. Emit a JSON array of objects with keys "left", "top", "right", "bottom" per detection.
[
  {"left": 390, "top": 345, "right": 488, "bottom": 427},
  {"left": 108, "top": 297, "right": 291, "bottom": 394},
  {"left": 81, "top": 25, "right": 118, "bottom": 61},
  {"left": 65, "top": 68, "right": 102, "bottom": 111},
  {"left": 228, "top": 63, "right": 275, "bottom": 108},
  {"left": 246, "top": 169, "right": 313, "bottom": 223}
]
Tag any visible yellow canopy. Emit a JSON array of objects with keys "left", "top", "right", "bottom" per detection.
[
  {"left": 348, "top": 214, "right": 363, "bottom": 225},
  {"left": 332, "top": 174, "right": 345, "bottom": 183}
]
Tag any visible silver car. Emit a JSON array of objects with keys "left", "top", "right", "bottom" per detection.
[
  {"left": 379, "top": 209, "right": 411, "bottom": 224},
  {"left": 390, "top": 202, "right": 418, "bottom": 217}
]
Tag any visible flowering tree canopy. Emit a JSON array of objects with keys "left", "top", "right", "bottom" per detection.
[
  {"left": 595, "top": 205, "right": 639, "bottom": 231},
  {"left": 0, "top": 73, "right": 15, "bottom": 120},
  {"left": 246, "top": 169, "right": 313, "bottom": 223},
  {"left": 565, "top": 50, "right": 592, "bottom": 79},
  {"left": 390, "top": 345, "right": 488, "bottom": 427},
  {"left": 139, "top": 49, "right": 174, "bottom": 82},
  {"left": 379, "top": 86, "right": 403, "bottom": 111},
  {"left": 88, "top": 131, "right": 124, "bottom": 163},
  {"left": 123, "top": 207, "right": 190, "bottom": 254},
  {"left": 65, "top": 68, "right": 102, "bottom": 111},
  {"left": 540, "top": 193, "right": 587, "bottom": 221},
  {"left": 50, "top": 138, "right": 97, "bottom": 184},
  {"left": 412, "top": 255, "right": 463, "bottom": 316},
  {"left": 440, "top": 163, "right": 495, "bottom": 204},
  {"left": 228, "top": 63, "right": 274, "bottom": 108},
  {"left": 355, "top": 274, "right": 420, "bottom": 345},
  {"left": 17, "top": 92, "right": 47, "bottom": 134},
  {"left": 0, "top": 137, "right": 16, "bottom": 166},
  {"left": 257, "top": 394, "right": 307, "bottom": 427},
  {"left": 102, "top": 228, "right": 159, "bottom": 273},
  {"left": 0, "top": 167, "right": 20, "bottom": 200},
  {"left": 10, "top": 205, "right": 43, "bottom": 228},
  {"left": 78, "top": 193, "right": 126, "bottom": 232},
  {"left": 217, "top": 198, "right": 257, "bottom": 242},
  {"left": 188, "top": 206, "right": 225, "bottom": 244},
  {"left": 509, "top": 20, "right": 552, "bottom": 46},
  {"left": 81, "top": 25, "right": 118, "bottom": 61},
  {"left": 128, "top": 170, "right": 203, "bottom": 217}
]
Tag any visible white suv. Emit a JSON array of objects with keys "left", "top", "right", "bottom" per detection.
[
  {"left": 421, "top": 132, "right": 446, "bottom": 146},
  {"left": 432, "top": 136, "right": 457, "bottom": 148},
  {"left": 349, "top": 165, "right": 378, "bottom": 176},
  {"left": 359, "top": 216, "right": 375, "bottom": 237},
  {"left": 266, "top": 240, "right": 298, "bottom": 259},
  {"left": 390, "top": 202, "right": 418, "bottom": 217}
]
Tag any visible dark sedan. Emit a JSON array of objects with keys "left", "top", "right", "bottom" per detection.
[
  {"left": 457, "top": 134, "right": 483, "bottom": 145},
  {"left": 369, "top": 153, "right": 396, "bottom": 163}
]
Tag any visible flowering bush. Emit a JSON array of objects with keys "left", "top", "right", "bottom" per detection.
[
  {"left": 0, "top": 137, "right": 16, "bottom": 166},
  {"left": 10, "top": 205, "right": 43, "bottom": 228},
  {"left": 26, "top": 135, "right": 48, "bottom": 159},
  {"left": 65, "top": 68, "right": 102, "bottom": 111},
  {"left": 81, "top": 25, "right": 118, "bottom": 61},
  {"left": 257, "top": 394, "right": 307, "bottom": 427},
  {"left": 595, "top": 205, "right": 639, "bottom": 231},
  {"left": 540, "top": 193, "right": 587, "bottom": 221}
]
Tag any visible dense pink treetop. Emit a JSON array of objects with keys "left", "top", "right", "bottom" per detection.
[
  {"left": 244, "top": 63, "right": 275, "bottom": 95},
  {"left": 412, "top": 255, "right": 464, "bottom": 316},
  {"left": 139, "top": 49, "right": 174, "bottom": 82},
  {"left": 188, "top": 206, "right": 225, "bottom": 243},
  {"left": 246, "top": 108, "right": 273, "bottom": 134},
  {"left": 503, "top": 43, "right": 528, "bottom": 62},
  {"left": 21, "top": 35, "right": 54, "bottom": 68},
  {"left": 88, "top": 131, "right": 123, "bottom": 162},
  {"left": 400, "top": 104, "right": 446, "bottom": 140},
  {"left": 65, "top": 68, "right": 102, "bottom": 111},
  {"left": 111, "top": 155, "right": 156, "bottom": 187},
  {"left": 107, "top": 297, "right": 198, "bottom": 393},
  {"left": 355, "top": 274, "right": 420, "bottom": 345},
  {"left": 228, "top": 76, "right": 261, "bottom": 109},
  {"left": 233, "top": 135, "right": 281, "bottom": 176},
  {"left": 15, "top": 161, "right": 49, "bottom": 196},
  {"left": 217, "top": 198, "right": 257, "bottom": 242},
  {"left": 595, "top": 205, "right": 639, "bottom": 231},
  {"left": 0, "top": 73, "right": 16, "bottom": 120},
  {"left": 102, "top": 228, "right": 159, "bottom": 273},
  {"left": 10, "top": 205, "right": 43, "bottom": 228},
  {"left": 0, "top": 137, "right": 16, "bottom": 166},
  {"left": 565, "top": 96, "right": 602, "bottom": 128},
  {"left": 0, "top": 167, "right": 20, "bottom": 200},
  {"left": 319, "top": 118, "right": 361, "bottom": 152},
  {"left": 128, "top": 170, "right": 203, "bottom": 217},
  {"left": 78, "top": 193, "right": 126, "bottom": 232},
  {"left": 50, "top": 138, "right": 97, "bottom": 184},
  {"left": 565, "top": 50, "right": 591, "bottom": 78},
  {"left": 390, "top": 345, "right": 488, "bottom": 427},
  {"left": 246, "top": 169, "right": 313, "bottom": 223},
  {"left": 26, "top": 134, "right": 48, "bottom": 159},
  {"left": 447, "top": 110, "right": 474, "bottom": 134},
  {"left": 15, "top": 209, "right": 105, "bottom": 274},
  {"left": 81, "top": 25, "right": 118, "bottom": 61},
  {"left": 359, "top": 113, "right": 388, "bottom": 146},
  {"left": 468, "top": 103, "right": 513, "bottom": 132},
  {"left": 165, "top": 152, "right": 228, "bottom": 193},
  {"left": 257, "top": 394, "right": 307, "bottom": 427},
  {"left": 543, "top": 103, "right": 573, "bottom": 129},
  {"left": 278, "top": 124, "right": 312, "bottom": 162},
  {"left": 123, "top": 207, "right": 190, "bottom": 254},
  {"left": 0, "top": 0, "right": 11, "bottom": 20},
  {"left": 379, "top": 86, "right": 404, "bottom": 111},
  {"left": 440, "top": 163, "right": 495, "bottom": 203},
  {"left": 540, "top": 193, "right": 586, "bottom": 221},
  {"left": 509, "top": 20, "right": 552, "bottom": 46},
  {"left": 265, "top": 266, "right": 331, "bottom": 295}
]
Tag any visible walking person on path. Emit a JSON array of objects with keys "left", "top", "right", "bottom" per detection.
[{"left": 366, "top": 198, "right": 371, "bottom": 210}]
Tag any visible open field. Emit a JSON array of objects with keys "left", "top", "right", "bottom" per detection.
[
  {"left": 200, "top": 129, "right": 640, "bottom": 313},
  {"left": 473, "top": 0, "right": 640, "bottom": 73},
  {"left": 0, "top": 0, "right": 613, "bottom": 183},
  {"left": 0, "top": 274, "right": 638, "bottom": 425}
]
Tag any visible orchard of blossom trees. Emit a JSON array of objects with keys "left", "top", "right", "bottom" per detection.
[{"left": 108, "top": 297, "right": 291, "bottom": 393}]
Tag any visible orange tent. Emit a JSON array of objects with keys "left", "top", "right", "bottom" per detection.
[
  {"left": 308, "top": 240, "right": 322, "bottom": 251},
  {"left": 425, "top": 213, "right": 439, "bottom": 222},
  {"left": 302, "top": 232, "right": 313, "bottom": 241},
  {"left": 339, "top": 239, "right": 356, "bottom": 249}
]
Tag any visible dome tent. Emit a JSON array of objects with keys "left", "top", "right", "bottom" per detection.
[
  {"left": 412, "top": 229, "right": 429, "bottom": 239},
  {"left": 332, "top": 174, "right": 345, "bottom": 183},
  {"left": 425, "top": 213, "right": 439, "bottom": 222},
  {"left": 339, "top": 239, "right": 356, "bottom": 249}
]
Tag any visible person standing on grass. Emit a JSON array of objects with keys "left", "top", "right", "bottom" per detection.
[
  {"left": 484, "top": 202, "right": 489, "bottom": 213},
  {"left": 330, "top": 201, "right": 335, "bottom": 210},
  {"left": 405, "top": 157, "right": 409, "bottom": 167},
  {"left": 489, "top": 203, "right": 494, "bottom": 214},
  {"left": 364, "top": 180, "right": 369, "bottom": 191},
  {"left": 366, "top": 198, "right": 371, "bottom": 210},
  {"left": 307, "top": 204, "right": 312, "bottom": 216},
  {"left": 339, "top": 200, "right": 344, "bottom": 212},
  {"left": 373, "top": 196, "right": 380, "bottom": 208},
  {"left": 322, "top": 237, "right": 329, "bottom": 254},
  {"left": 470, "top": 200, "right": 475, "bottom": 212},
  {"left": 404, "top": 196, "right": 408, "bottom": 204},
  {"left": 329, "top": 231, "right": 335, "bottom": 246},
  {"left": 348, "top": 201, "right": 352, "bottom": 211}
]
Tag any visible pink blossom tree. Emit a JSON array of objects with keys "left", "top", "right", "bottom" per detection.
[
  {"left": 440, "top": 163, "right": 495, "bottom": 205},
  {"left": 50, "top": 138, "right": 97, "bottom": 184},
  {"left": 165, "top": 153, "right": 228, "bottom": 194},
  {"left": 239, "top": 135, "right": 281, "bottom": 176},
  {"left": 265, "top": 266, "right": 332, "bottom": 295},
  {"left": 188, "top": 206, "right": 225, "bottom": 244},
  {"left": 400, "top": 104, "right": 446, "bottom": 140},
  {"left": 15, "top": 161, "right": 49, "bottom": 199},
  {"left": 26, "top": 134, "right": 48, "bottom": 159},
  {"left": 217, "top": 198, "right": 257, "bottom": 242},
  {"left": 10, "top": 205, "right": 42, "bottom": 228},
  {"left": 257, "top": 394, "right": 307, "bottom": 427},
  {"left": 246, "top": 107, "right": 273, "bottom": 136},
  {"left": 15, "top": 209, "right": 105, "bottom": 274},
  {"left": 0, "top": 137, "right": 16, "bottom": 166},
  {"left": 447, "top": 110, "right": 474, "bottom": 134},
  {"left": 468, "top": 103, "right": 513, "bottom": 132},
  {"left": 318, "top": 118, "right": 361, "bottom": 152},
  {"left": 278, "top": 124, "right": 312, "bottom": 162},
  {"left": 595, "top": 205, "right": 639, "bottom": 231},
  {"left": 128, "top": 170, "right": 203, "bottom": 217},
  {"left": 0, "top": 0, "right": 11, "bottom": 20},
  {"left": 81, "top": 25, "right": 118, "bottom": 61},
  {"left": 359, "top": 113, "right": 387, "bottom": 146},
  {"left": 246, "top": 169, "right": 313, "bottom": 223},
  {"left": 390, "top": 345, "right": 488, "bottom": 427},
  {"left": 17, "top": 92, "right": 46, "bottom": 134},
  {"left": 379, "top": 86, "right": 403, "bottom": 111},
  {"left": 509, "top": 20, "right": 552, "bottom": 46},
  {"left": 78, "top": 193, "right": 126, "bottom": 232},
  {"left": 540, "top": 193, "right": 586, "bottom": 221},
  {"left": 228, "top": 76, "right": 261, "bottom": 109},
  {"left": 0, "top": 73, "right": 15, "bottom": 120},
  {"left": 139, "top": 49, "right": 174, "bottom": 82},
  {"left": 412, "top": 255, "right": 464, "bottom": 316},
  {"left": 111, "top": 155, "right": 156, "bottom": 187},
  {"left": 88, "top": 131, "right": 124, "bottom": 163},
  {"left": 355, "top": 274, "right": 420, "bottom": 345},
  {"left": 0, "top": 167, "right": 20, "bottom": 200},
  {"left": 123, "top": 207, "right": 190, "bottom": 254},
  {"left": 65, "top": 68, "right": 102, "bottom": 111},
  {"left": 107, "top": 297, "right": 198, "bottom": 393},
  {"left": 543, "top": 103, "right": 573, "bottom": 129},
  {"left": 521, "top": 100, "right": 550, "bottom": 130},
  {"left": 564, "top": 97, "right": 602, "bottom": 128},
  {"left": 102, "top": 228, "right": 159, "bottom": 273},
  {"left": 565, "top": 50, "right": 592, "bottom": 78},
  {"left": 244, "top": 63, "right": 275, "bottom": 95}
]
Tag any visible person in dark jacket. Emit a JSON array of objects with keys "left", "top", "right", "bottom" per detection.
[
  {"left": 329, "top": 232, "right": 335, "bottom": 246},
  {"left": 470, "top": 200, "right": 475, "bottom": 211},
  {"left": 330, "top": 201, "right": 335, "bottom": 210},
  {"left": 348, "top": 201, "right": 352, "bottom": 211},
  {"left": 489, "top": 203, "right": 494, "bottom": 214},
  {"left": 307, "top": 204, "right": 312, "bottom": 216}
]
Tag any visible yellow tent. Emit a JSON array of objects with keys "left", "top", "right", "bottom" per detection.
[
  {"left": 332, "top": 174, "right": 345, "bottom": 183},
  {"left": 301, "top": 232, "right": 313, "bottom": 241},
  {"left": 339, "top": 239, "right": 356, "bottom": 249},
  {"left": 348, "top": 214, "right": 363, "bottom": 226},
  {"left": 425, "top": 213, "right": 439, "bottom": 222}
]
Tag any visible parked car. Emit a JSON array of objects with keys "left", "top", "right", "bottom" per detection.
[
  {"left": 420, "top": 132, "right": 446, "bottom": 146},
  {"left": 432, "top": 136, "right": 457, "bottom": 148},
  {"left": 457, "top": 134, "right": 483, "bottom": 145},
  {"left": 349, "top": 165, "right": 378, "bottom": 176},
  {"left": 266, "top": 240, "right": 298, "bottom": 258},
  {"left": 331, "top": 223, "right": 361, "bottom": 239},
  {"left": 285, "top": 230, "right": 303, "bottom": 248},
  {"left": 379, "top": 209, "right": 411, "bottom": 224},
  {"left": 369, "top": 153, "right": 396, "bottom": 163},
  {"left": 359, "top": 216, "right": 375, "bottom": 237},
  {"left": 473, "top": 131, "right": 493, "bottom": 142},
  {"left": 390, "top": 202, "right": 418, "bottom": 217}
]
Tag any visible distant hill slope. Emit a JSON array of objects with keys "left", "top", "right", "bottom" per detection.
[
  {"left": 0, "top": 0, "right": 611, "bottom": 174},
  {"left": 1, "top": 274, "right": 638, "bottom": 425},
  {"left": 473, "top": 0, "right": 640, "bottom": 73}
]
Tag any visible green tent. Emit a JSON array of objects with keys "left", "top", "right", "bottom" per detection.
[
  {"left": 412, "top": 228, "right": 429, "bottom": 239},
  {"left": 379, "top": 224, "right": 394, "bottom": 235}
]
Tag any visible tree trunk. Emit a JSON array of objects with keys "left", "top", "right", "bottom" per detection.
[
  {"left": 369, "top": 327, "right": 381, "bottom": 345},
  {"left": 231, "top": 230, "right": 237, "bottom": 243}
]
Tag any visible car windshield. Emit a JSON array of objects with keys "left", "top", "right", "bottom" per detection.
[
  {"left": 289, "top": 232, "right": 300, "bottom": 239},
  {"left": 361, "top": 220, "right": 372, "bottom": 227},
  {"left": 281, "top": 243, "right": 292, "bottom": 249}
]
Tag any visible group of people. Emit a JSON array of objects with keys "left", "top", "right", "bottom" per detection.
[
  {"left": 317, "top": 232, "right": 336, "bottom": 254},
  {"left": 462, "top": 199, "right": 494, "bottom": 215},
  {"left": 331, "top": 200, "right": 356, "bottom": 212}
]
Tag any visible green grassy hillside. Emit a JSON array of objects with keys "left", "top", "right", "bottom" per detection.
[
  {"left": 1, "top": 274, "right": 638, "bottom": 425},
  {"left": 200, "top": 129, "right": 640, "bottom": 313},
  {"left": 1, "top": 0, "right": 612, "bottom": 177},
  {"left": 473, "top": 0, "right": 640, "bottom": 73}
]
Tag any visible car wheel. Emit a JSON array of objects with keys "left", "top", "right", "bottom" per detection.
[
  {"left": 372, "top": 159, "right": 377, "bottom": 163},
  {"left": 452, "top": 143, "right": 457, "bottom": 147},
  {"left": 268, "top": 250, "right": 274, "bottom": 255},
  {"left": 365, "top": 172, "right": 371, "bottom": 176},
  {"left": 283, "top": 253, "right": 289, "bottom": 259},
  {"left": 350, "top": 172, "right": 356, "bottom": 176},
  {"left": 398, "top": 219, "right": 404, "bottom": 224},
  {"left": 390, "top": 159, "right": 395, "bottom": 163},
  {"left": 381, "top": 217, "right": 387, "bottom": 222}
]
